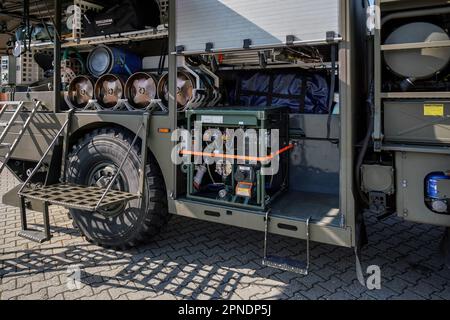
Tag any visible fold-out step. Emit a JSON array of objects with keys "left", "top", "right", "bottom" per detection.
[
  {"left": 262, "top": 255, "right": 308, "bottom": 275},
  {"left": 262, "top": 213, "right": 311, "bottom": 275},
  {"left": 18, "top": 229, "right": 50, "bottom": 243},
  {"left": 19, "top": 183, "right": 138, "bottom": 211}
]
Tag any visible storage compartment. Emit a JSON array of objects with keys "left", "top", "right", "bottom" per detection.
[
  {"left": 176, "top": 0, "right": 341, "bottom": 53},
  {"left": 384, "top": 100, "right": 450, "bottom": 144},
  {"left": 174, "top": 56, "right": 342, "bottom": 226},
  {"left": 184, "top": 106, "right": 290, "bottom": 211},
  {"left": 172, "top": 12, "right": 343, "bottom": 226},
  {"left": 381, "top": 9, "right": 450, "bottom": 93}
]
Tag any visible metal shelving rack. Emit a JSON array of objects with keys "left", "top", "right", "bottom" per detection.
[
  {"left": 374, "top": 0, "right": 450, "bottom": 152},
  {"left": 29, "top": 28, "right": 169, "bottom": 50}
]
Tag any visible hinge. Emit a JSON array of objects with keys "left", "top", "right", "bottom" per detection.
[{"left": 243, "top": 39, "right": 252, "bottom": 49}]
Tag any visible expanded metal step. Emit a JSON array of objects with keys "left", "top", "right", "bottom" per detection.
[
  {"left": 19, "top": 183, "right": 139, "bottom": 211},
  {"left": 262, "top": 255, "right": 308, "bottom": 275},
  {"left": 18, "top": 229, "right": 50, "bottom": 243}
]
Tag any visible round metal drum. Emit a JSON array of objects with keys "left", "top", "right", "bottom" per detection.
[
  {"left": 157, "top": 71, "right": 195, "bottom": 109},
  {"left": 94, "top": 74, "right": 125, "bottom": 109},
  {"left": 384, "top": 22, "right": 450, "bottom": 79},
  {"left": 125, "top": 72, "right": 158, "bottom": 109},
  {"left": 87, "top": 46, "right": 112, "bottom": 78},
  {"left": 67, "top": 76, "right": 95, "bottom": 109},
  {"left": 87, "top": 45, "right": 142, "bottom": 78}
]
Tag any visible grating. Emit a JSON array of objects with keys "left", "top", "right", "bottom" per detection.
[{"left": 19, "top": 183, "right": 138, "bottom": 211}]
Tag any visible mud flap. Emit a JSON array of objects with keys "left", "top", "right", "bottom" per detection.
[
  {"left": 355, "top": 207, "right": 369, "bottom": 286},
  {"left": 355, "top": 247, "right": 366, "bottom": 287}
]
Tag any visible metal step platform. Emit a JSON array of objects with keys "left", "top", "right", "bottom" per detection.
[
  {"left": 13, "top": 110, "right": 151, "bottom": 243},
  {"left": 18, "top": 229, "right": 51, "bottom": 244},
  {"left": 262, "top": 255, "right": 309, "bottom": 274},
  {"left": 19, "top": 183, "right": 139, "bottom": 211}
]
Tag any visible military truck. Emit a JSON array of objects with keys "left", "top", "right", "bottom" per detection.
[{"left": 0, "top": 0, "right": 449, "bottom": 275}]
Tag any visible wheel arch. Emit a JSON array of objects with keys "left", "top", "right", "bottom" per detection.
[
  {"left": 69, "top": 122, "right": 140, "bottom": 147},
  {"left": 66, "top": 123, "right": 170, "bottom": 249},
  {"left": 68, "top": 122, "right": 167, "bottom": 192}
]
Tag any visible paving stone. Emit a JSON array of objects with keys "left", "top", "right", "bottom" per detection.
[{"left": 0, "top": 169, "right": 449, "bottom": 300}]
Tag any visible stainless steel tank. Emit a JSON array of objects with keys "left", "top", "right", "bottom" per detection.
[{"left": 384, "top": 22, "right": 450, "bottom": 80}]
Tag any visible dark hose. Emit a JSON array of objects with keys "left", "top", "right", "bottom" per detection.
[{"left": 355, "top": 33, "right": 375, "bottom": 206}]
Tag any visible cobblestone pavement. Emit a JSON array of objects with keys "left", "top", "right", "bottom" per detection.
[{"left": 1, "top": 169, "right": 450, "bottom": 300}]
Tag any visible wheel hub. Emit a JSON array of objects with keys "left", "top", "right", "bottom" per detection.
[{"left": 88, "top": 163, "right": 127, "bottom": 217}]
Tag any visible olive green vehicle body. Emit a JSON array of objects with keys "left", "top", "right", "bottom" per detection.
[
  {"left": 2, "top": 0, "right": 450, "bottom": 251},
  {"left": 373, "top": 0, "right": 450, "bottom": 228}
]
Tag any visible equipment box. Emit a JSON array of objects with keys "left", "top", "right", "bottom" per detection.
[
  {"left": 384, "top": 100, "right": 450, "bottom": 144},
  {"left": 176, "top": 0, "right": 341, "bottom": 53},
  {"left": 184, "top": 106, "right": 290, "bottom": 211}
]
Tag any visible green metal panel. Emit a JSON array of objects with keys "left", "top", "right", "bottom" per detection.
[
  {"left": 384, "top": 100, "right": 450, "bottom": 144},
  {"left": 173, "top": 198, "right": 353, "bottom": 247},
  {"left": 395, "top": 152, "right": 450, "bottom": 227}
]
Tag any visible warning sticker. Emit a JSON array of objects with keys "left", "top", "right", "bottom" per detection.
[{"left": 424, "top": 104, "right": 445, "bottom": 116}]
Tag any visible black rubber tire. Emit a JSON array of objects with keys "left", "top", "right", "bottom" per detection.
[{"left": 66, "top": 127, "right": 169, "bottom": 250}]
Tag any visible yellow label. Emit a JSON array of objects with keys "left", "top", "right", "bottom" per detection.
[
  {"left": 424, "top": 104, "right": 444, "bottom": 116},
  {"left": 236, "top": 188, "right": 252, "bottom": 198}
]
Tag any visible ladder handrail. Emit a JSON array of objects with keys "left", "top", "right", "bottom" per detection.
[
  {"left": 0, "top": 101, "right": 25, "bottom": 144},
  {"left": 18, "top": 110, "right": 74, "bottom": 195},
  {"left": 0, "top": 101, "right": 25, "bottom": 119},
  {"left": 0, "top": 101, "right": 42, "bottom": 175},
  {"left": 94, "top": 122, "right": 144, "bottom": 210}
]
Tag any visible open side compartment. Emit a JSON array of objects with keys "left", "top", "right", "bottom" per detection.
[
  {"left": 169, "top": 0, "right": 368, "bottom": 249},
  {"left": 173, "top": 41, "right": 344, "bottom": 233}
]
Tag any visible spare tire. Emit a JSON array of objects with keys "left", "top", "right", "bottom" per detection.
[{"left": 66, "top": 127, "right": 169, "bottom": 250}]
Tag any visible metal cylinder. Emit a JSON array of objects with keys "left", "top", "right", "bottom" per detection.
[
  {"left": 87, "top": 45, "right": 142, "bottom": 78},
  {"left": 67, "top": 76, "right": 95, "bottom": 109},
  {"left": 384, "top": 22, "right": 450, "bottom": 79},
  {"left": 157, "top": 71, "right": 195, "bottom": 109},
  {"left": 124, "top": 72, "right": 158, "bottom": 109},
  {"left": 94, "top": 74, "right": 125, "bottom": 109}
]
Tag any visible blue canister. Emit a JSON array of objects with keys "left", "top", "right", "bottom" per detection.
[
  {"left": 426, "top": 172, "right": 450, "bottom": 200},
  {"left": 87, "top": 45, "right": 142, "bottom": 78}
]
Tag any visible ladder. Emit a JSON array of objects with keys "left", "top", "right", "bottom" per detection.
[
  {"left": 262, "top": 210, "right": 311, "bottom": 275},
  {"left": 0, "top": 100, "right": 42, "bottom": 176}
]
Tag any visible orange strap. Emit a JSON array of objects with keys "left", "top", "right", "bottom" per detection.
[{"left": 180, "top": 144, "right": 294, "bottom": 162}]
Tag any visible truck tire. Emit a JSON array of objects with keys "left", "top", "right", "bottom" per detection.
[{"left": 66, "top": 127, "right": 169, "bottom": 250}]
